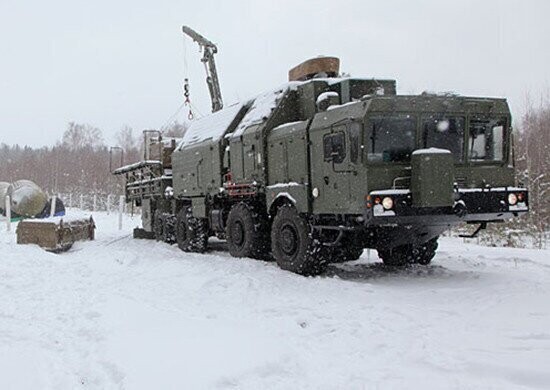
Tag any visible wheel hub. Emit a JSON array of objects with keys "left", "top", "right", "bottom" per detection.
[
  {"left": 280, "top": 224, "right": 298, "bottom": 256},
  {"left": 232, "top": 221, "right": 245, "bottom": 247}
]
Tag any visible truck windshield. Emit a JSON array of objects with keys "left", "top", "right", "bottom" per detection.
[
  {"left": 468, "top": 117, "right": 506, "bottom": 162},
  {"left": 366, "top": 114, "right": 416, "bottom": 163},
  {"left": 421, "top": 115, "right": 465, "bottom": 162}
]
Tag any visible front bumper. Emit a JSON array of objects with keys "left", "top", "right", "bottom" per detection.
[{"left": 364, "top": 187, "right": 528, "bottom": 226}]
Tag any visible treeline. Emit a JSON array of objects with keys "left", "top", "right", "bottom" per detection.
[
  {"left": 0, "top": 121, "right": 186, "bottom": 197},
  {"left": 512, "top": 95, "right": 550, "bottom": 247}
]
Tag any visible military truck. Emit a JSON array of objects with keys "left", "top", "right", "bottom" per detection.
[{"left": 114, "top": 52, "right": 528, "bottom": 275}]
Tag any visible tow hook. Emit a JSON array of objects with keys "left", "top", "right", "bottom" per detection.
[{"left": 459, "top": 222, "right": 487, "bottom": 238}]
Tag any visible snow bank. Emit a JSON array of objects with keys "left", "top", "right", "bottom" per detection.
[{"left": 1, "top": 211, "right": 550, "bottom": 389}]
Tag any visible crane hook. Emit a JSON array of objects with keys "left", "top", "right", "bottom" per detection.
[{"left": 183, "top": 78, "right": 194, "bottom": 120}]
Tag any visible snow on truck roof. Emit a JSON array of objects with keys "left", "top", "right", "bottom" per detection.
[
  {"left": 177, "top": 103, "right": 244, "bottom": 149},
  {"left": 113, "top": 160, "right": 163, "bottom": 175},
  {"left": 230, "top": 81, "right": 302, "bottom": 139},
  {"left": 177, "top": 81, "right": 304, "bottom": 149},
  {"left": 177, "top": 77, "right": 384, "bottom": 148}
]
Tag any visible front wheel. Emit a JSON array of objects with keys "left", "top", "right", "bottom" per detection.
[
  {"left": 162, "top": 214, "right": 177, "bottom": 244},
  {"left": 414, "top": 237, "right": 438, "bottom": 265},
  {"left": 153, "top": 210, "right": 164, "bottom": 241},
  {"left": 271, "top": 204, "right": 329, "bottom": 276}
]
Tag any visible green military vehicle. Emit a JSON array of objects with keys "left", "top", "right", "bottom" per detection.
[{"left": 113, "top": 28, "right": 528, "bottom": 275}]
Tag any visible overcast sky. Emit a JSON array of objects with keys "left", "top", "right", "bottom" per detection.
[{"left": 0, "top": 0, "right": 548, "bottom": 147}]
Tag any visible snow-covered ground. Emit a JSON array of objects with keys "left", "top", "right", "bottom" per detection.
[{"left": 1, "top": 211, "right": 549, "bottom": 389}]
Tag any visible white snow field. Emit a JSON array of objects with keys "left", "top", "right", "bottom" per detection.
[{"left": 1, "top": 211, "right": 549, "bottom": 390}]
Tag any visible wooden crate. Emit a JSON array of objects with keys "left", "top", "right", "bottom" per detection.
[{"left": 16, "top": 216, "right": 95, "bottom": 252}]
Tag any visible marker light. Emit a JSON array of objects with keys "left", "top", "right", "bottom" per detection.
[
  {"left": 508, "top": 193, "right": 518, "bottom": 205},
  {"left": 382, "top": 197, "right": 394, "bottom": 210}
]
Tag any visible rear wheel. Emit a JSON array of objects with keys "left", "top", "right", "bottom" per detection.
[
  {"left": 378, "top": 237, "right": 438, "bottom": 266},
  {"left": 377, "top": 246, "right": 409, "bottom": 266},
  {"left": 271, "top": 204, "right": 329, "bottom": 276},
  {"left": 226, "top": 203, "right": 270, "bottom": 259},
  {"left": 162, "top": 214, "right": 177, "bottom": 244},
  {"left": 176, "top": 207, "right": 208, "bottom": 253},
  {"left": 153, "top": 210, "right": 164, "bottom": 241}
]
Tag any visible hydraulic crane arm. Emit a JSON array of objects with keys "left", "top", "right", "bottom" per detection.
[{"left": 182, "top": 25, "right": 223, "bottom": 113}]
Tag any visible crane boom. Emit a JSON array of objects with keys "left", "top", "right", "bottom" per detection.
[{"left": 182, "top": 25, "right": 223, "bottom": 113}]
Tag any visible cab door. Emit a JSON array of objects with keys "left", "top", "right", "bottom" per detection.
[{"left": 310, "top": 124, "right": 358, "bottom": 214}]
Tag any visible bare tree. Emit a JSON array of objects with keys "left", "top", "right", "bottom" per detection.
[
  {"left": 115, "top": 125, "right": 141, "bottom": 164},
  {"left": 62, "top": 122, "right": 104, "bottom": 151},
  {"left": 162, "top": 121, "right": 188, "bottom": 138},
  {"left": 116, "top": 125, "right": 138, "bottom": 151},
  {"left": 515, "top": 92, "right": 550, "bottom": 247}
]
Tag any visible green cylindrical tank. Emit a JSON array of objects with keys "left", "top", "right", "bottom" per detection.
[
  {"left": 7, "top": 180, "right": 48, "bottom": 217},
  {"left": 0, "top": 182, "right": 9, "bottom": 212}
]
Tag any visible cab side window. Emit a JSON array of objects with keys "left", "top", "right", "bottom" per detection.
[
  {"left": 323, "top": 132, "right": 346, "bottom": 164},
  {"left": 468, "top": 117, "right": 506, "bottom": 162}
]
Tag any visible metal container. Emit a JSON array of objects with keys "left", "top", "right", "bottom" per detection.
[
  {"left": 7, "top": 180, "right": 48, "bottom": 217},
  {"left": 0, "top": 182, "right": 9, "bottom": 213}
]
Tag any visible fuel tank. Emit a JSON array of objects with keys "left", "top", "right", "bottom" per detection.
[{"left": 7, "top": 180, "right": 48, "bottom": 217}]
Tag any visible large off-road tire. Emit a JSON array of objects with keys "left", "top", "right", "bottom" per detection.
[
  {"left": 414, "top": 237, "right": 438, "bottom": 265},
  {"left": 378, "top": 237, "right": 439, "bottom": 266},
  {"left": 153, "top": 210, "right": 164, "bottom": 241},
  {"left": 176, "top": 207, "right": 208, "bottom": 253},
  {"left": 271, "top": 204, "right": 329, "bottom": 276},
  {"left": 377, "top": 246, "right": 410, "bottom": 266},
  {"left": 328, "top": 245, "right": 364, "bottom": 263},
  {"left": 226, "top": 202, "right": 270, "bottom": 259},
  {"left": 162, "top": 214, "right": 177, "bottom": 244}
]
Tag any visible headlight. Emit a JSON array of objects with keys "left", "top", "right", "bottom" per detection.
[
  {"left": 382, "top": 197, "right": 394, "bottom": 210},
  {"left": 508, "top": 193, "right": 518, "bottom": 205}
]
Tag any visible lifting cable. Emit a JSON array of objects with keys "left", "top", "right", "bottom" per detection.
[
  {"left": 159, "top": 102, "right": 185, "bottom": 133},
  {"left": 182, "top": 35, "right": 194, "bottom": 120}
]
